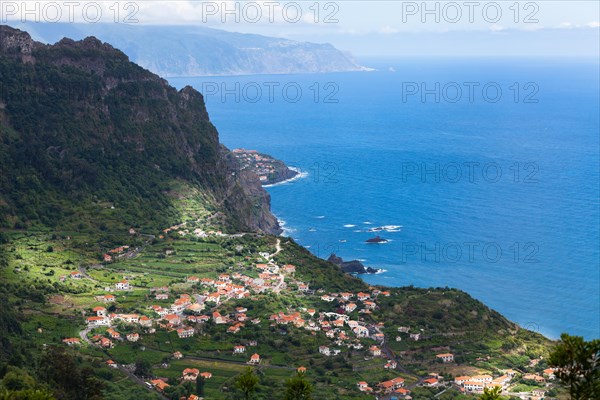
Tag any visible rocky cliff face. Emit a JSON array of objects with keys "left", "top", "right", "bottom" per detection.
[{"left": 0, "top": 25, "right": 280, "bottom": 234}]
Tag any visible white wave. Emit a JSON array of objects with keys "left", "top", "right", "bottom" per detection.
[
  {"left": 263, "top": 167, "right": 308, "bottom": 187},
  {"left": 315, "top": 215, "right": 326, "bottom": 219},
  {"left": 343, "top": 224, "right": 356, "bottom": 228},
  {"left": 373, "top": 269, "right": 387, "bottom": 274},
  {"left": 363, "top": 221, "right": 373, "bottom": 225},
  {"left": 276, "top": 216, "right": 296, "bottom": 237}
]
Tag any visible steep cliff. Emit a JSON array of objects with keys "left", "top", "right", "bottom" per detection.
[{"left": 0, "top": 25, "right": 280, "bottom": 234}]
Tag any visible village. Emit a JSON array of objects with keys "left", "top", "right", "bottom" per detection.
[{"left": 54, "top": 230, "right": 560, "bottom": 400}]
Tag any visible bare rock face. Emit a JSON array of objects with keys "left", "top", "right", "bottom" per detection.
[{"left": 0, "top": 25, "right": 38, "bottom": 62}]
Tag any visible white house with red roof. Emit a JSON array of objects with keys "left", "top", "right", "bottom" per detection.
[
  {"left": 177, "top": 327, "right": 194, "bottom": 338},
  {"left": 115, "top": 280, "right": 130, "bottom": 290}
]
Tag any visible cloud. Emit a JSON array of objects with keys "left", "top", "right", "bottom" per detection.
[
  {"left": 587, "top": 21, "right": 600, "bottom": 28},
  {"left": 489, "top": 24, "right": 506, "bottom": 32},
  {"left": 557, "top": 22, "right": 574, "bottom": 29},
  {"left": 378, "top": 26, "right": 399, "bottom": 35}
]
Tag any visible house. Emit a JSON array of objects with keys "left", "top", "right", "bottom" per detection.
[
  {"left": 353, "top": 326, "right": 369, "bottom": 338},
  {"left": 106, "top": 360, "right": 117, "bottom": 368},
  {"left": 150, "top": 379, "right": 170, "bottom": 391},
  {"left": 233, "top": 345, "right": 246, "bottom": 354},
  {"left": 198, "top": 371, "right": 212, "bottom": 380},
  {"left": 492, "top": 375, "right": 511, "bottom": 386},
  {"left": 86, "top": 316, "right": 109, "bottom": 326},
  {"left": 186, "top": 303, "right": 205, "bottom": 314},
  {"left": 357, "top": 292, "right": 370, "bottom": 301},
  {"left": 464, "top": 381, "right": 485, "bottom": 392},
  {"left": 187, "top": 276, "right": 200, "bottom": 283},
  {"left": 97, "top": 337, "right": 113, "bottom": 348},
  {"left": 172, "top": 351, "right": 183, "bottom": 359},
  {"left": 297, "top": 366, "right": 306, "bottom": 374},
  {"left": 471, "top": 375, "right": 493, "bottom": 383},
  {"left": 542, "top": 368, "right": 556, "bottom": 380},
  {"left": 298, "top": 284, "right": 309, "bottom": 292},
  {"left": 363, "top": 301, "right": 376, "bottom": 310},
  {"left": 103, "top": 254, "right": 112, "bottom": 262},
  {"left": 409, "top": 332, "right": 421, "bottom": 341},
  {"left": 177, "top": 327, "right": 194, "bottom": 338},
  {"left": 343, "top": 303, "right": 357, "bottom": 313},
  {"left": 398, "top": 326, "right": 410, "bottom": 333},
  {"left": 423, "top": 378, "right": 438, "bottom": 387},
  {"left": 321, "top": 295, "right": 335, "bottom": 302},
  {"left": 164, "top": 314, "right": 182, "bottom": 326},
  {"left": 283, "top": 264, "right": 296, "bottom": 274},
  {"left": 126, "top": 333, "right": 140, "bottom": 342},
  {"left": 454, "top": 376, "right": 471, "bottom": 385},
  {"left": 248, "top": 353, "right": 261, "bottom": 364},
  {"left": 228, "top": 323, "right": 242, "bottom": 334},
  {"left": 139, "top": 315, "right": 153, "bottom": 327},
  {"left": 378, "top": 377, "right": 405, "bottom": 393},
  {"left": 523, "top": 373, "right": 544, "bottom": 382},
  {"left": 319, "top": 346, "right": 331, "bottom": 356},
  {"left": 357, "top": 381, "right": 372, "bottom": 392},
  {"left": 107, "top": 328, "right": 121, "bottom": 339},
  {"left": 369, "top": 346, "right": 382, "bottom": 357},
  {"left": 182, "top": 368, "right": 199, "bottom": 381},
  {"left": 532, "top": 389, "right": 546, "bottom": 397},
  {"left": 155, "top": 293, "right": 169, "bottom": 300},
  {"left": 212, "top": 311, "right": 227, "bottom": 324},
  {"left": 70, "top": 271, "right": 82, "bottom": 279},
  {"left": 103, "top": 294, "right": 115, "bottom": 303},
  {"left": 206, "top": 293, "right": 221, "bottom": 304},
  {"left": 436, "top": 353, "right": 454, "bottom": 363},
  {"left": 115, "top": 280, "right": 130, "bottom": 290},
  {"left": 119, "top": 314, "right": 140, "bottom": 324},
  {"left": 93, "top": 306, "right": 107, "bottom": 317},
  {"left": 62, "top": 338, "right": 81, "bottom": 346},
  {"left": 384, "top": 360, "right": 397, "bottom": 369}
]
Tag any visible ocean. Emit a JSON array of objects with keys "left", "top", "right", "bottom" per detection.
[{"left": 169, "top": 57, "right": 600, "bottom": 340}]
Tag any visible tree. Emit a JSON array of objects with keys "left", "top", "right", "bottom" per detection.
[
  {"left": 133, "top": 358, "right": 152, "bottom": 378},
  {"left": 0, "top": 389, "right": 55, "bottom": 400},
  {"left": 0, "top": 367, "right": 36, "bottom": 391},
  {"left": 235, "top": 367, "right": 259, "bottom": 400},
  {"left": 548, "top": 333, "right": 600, "bottom": 400},
  {"left": 37, "top": 346, "right": 104, "bottom": 400},
  {"left": 284, "top": 372, "right": 313, "bottom": 400},
  {"left": 195, "top": 376, "right": 205, "bottom": 397},
  {"left": 479, "top": 386, "right": 503, "bottom": 400}
]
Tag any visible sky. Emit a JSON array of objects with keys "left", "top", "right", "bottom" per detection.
[{"left": 1, "top": 1, "right": 599, "bottom": 57}]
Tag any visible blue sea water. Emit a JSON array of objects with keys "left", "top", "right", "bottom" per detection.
[{"left": 169, "top": 58, "right": 600, "bottom": 340}]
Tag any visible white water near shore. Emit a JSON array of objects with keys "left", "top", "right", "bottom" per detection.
[{"left": 262, "top": 167, "right": 307, "bottom": 188}]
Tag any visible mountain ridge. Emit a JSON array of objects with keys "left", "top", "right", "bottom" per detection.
[{"left": 8, "top": 23, "right": 368, "bottom": 77}]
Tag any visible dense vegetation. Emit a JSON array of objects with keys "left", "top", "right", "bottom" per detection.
[{"left": 0, "top": 25, "right": 277, "bottom": 235}]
